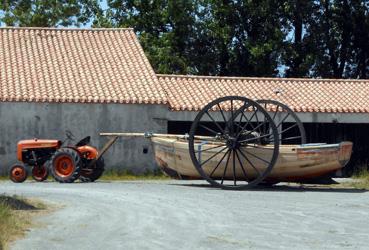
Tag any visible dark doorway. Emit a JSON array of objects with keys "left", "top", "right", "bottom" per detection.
[{"left": 304, "top": 123, "right": 369, "bottom": 175}]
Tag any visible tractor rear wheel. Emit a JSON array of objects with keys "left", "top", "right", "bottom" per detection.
[
  {"left": 32, "top": 163, "right": 49, "bottom": 182},
  {"left": 79, "top": 157, "right": 105, "bottom": 182},
  {"left": 50, "top": 148, "right": 81, "bottom": 183},
  {"left": 9, "top": 163, "right": 28, "bottom": 183}
]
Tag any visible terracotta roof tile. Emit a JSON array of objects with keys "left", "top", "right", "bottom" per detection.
[
  {"left": 158, "top": 74, "right": 369, "bottom": 113},
  {"left": 0, "top": 27, "right": 167, "bottom": 104}
]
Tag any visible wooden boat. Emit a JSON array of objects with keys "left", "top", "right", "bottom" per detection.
[
  {"left": 100, "top": 97, "right": 354, "bottom": 189},
  {"left": 152, "top": 136, "right": 353, "bottom": 183}
]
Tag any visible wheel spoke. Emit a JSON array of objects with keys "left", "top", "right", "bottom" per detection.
[
  {"left": 230, "top": 100, "right": 233, "bottom": 116},
  {"left": 195, "top": 144, "right": 225, "bottom": 153},
  {"left": 283, "top": 135, "right": 302, "bottom": 141},
  {"left": 205, "top": 111, "right": 225, "bottom": 134},
  {"left": 235, "top": 119, "right": 243, "bottom": 135},
  {"left": 209, "top": 149, "right": 231, "bottom": 177},
  {"left": 234, "top": 104, "right": 247, "bottom": 135},
  {"left": 200, "top": 124, "right": 220, "bottom": 135},
  {"left": 236, "top": 107, "right": 245, "bottom": 135},
  {"left": 270, "top": 135, "right": 302, "bottom": 143},
  {"left": 243, "top": 149, "right": 271, "bottom": 165},
  {"left": 275, "top": 113, "right": 290, "bottom": 128},
  {"left": 232, "top": 150, "right": 236, "bottom": 186},
  {"left": 200, "top": 146, "right": 228, "bottom": 167},
  {"left": 229, "top": 100, "right": 235, "bottom": 134},
  {"left": 221, "top": 149, "right": 232, "bottom": 185},
  {"left": 271, "top": 105, "right": 280, "bottom": 121},
  {"left": 235, "top": 150, "right": 248, "bottom": 181},
  {"left": 263, "top": 103, "right": 268, "bottom": 135},
  {"left": 254, "top": 109, "right": 262, "bottom": 135},
  {"left": 237, "top": 119, "right": 268, "bottom": 139},
  {"left": 280, "top": 123, "right": 298, "bottom": 134},
  {"left": 241, "top": 108, "right": 257, "bottom": 131},
  {"left": 241, "top": 144, "right": 274, "bottom": 150},
  {"left": 237, "top": 148, "right": 261, "bottom": 177},
  {"left": 236, "top": 108, "right": 257, "bottom": 138},
  {"left": 239, "top": 132, "right": 273, "bottom": 143},
  {"left": 217, "top": 103, "right": 227, "bottom": 124}
]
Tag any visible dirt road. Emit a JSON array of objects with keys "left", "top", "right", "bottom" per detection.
[{"left": 1, "top": 180, "right": 369, "bottom": 249}]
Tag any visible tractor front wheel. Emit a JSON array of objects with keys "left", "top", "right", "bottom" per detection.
[
  {"left": 9, "top": 163, "right": 28, "bottom": 183},
  {"left": 50, "top": 148, "right": 81, "bottom": 183}
]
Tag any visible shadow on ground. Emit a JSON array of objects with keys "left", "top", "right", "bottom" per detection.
[
  {"left": 0, "top": 195, "right": 38, "bottom": 210},
  {"left": 170, "top": 183, "right": 368, "bottom": 193}
]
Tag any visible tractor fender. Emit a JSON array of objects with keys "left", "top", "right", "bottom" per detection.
[{"left": 77, "top": 145, "right": 98, "bottom": 160}]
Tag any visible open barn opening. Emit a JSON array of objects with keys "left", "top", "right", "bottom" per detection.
[{"left": 304, "top": 123, "right": 369, "bottom": 176}]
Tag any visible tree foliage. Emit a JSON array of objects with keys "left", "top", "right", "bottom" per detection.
[
  {"left": 0, "top": 0, "right": 100, "bottom": 27},
  {"left": 1, "top": 0, "right": 368, "bottom": 78}
]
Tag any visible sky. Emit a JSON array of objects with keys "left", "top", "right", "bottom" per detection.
[{"left": 100, "top": 0, "right": 108, "bottom": 11}]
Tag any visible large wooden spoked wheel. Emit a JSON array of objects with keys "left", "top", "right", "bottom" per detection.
[
  {"left": 257, "top": 100, "right": 306, "bottom": 145},
  {"left": 189, "top": 96, "right": 280, "bottom": 189}
]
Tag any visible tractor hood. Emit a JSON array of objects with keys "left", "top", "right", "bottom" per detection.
[
  {"left": 17, "top": 139, "right": 62, "bottom": 161},
  {"left": 17, "top": 139, "right": 62, "bottom": 150}
]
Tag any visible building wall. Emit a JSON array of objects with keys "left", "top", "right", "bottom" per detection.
[{"left": 0, "top": 102, "right": 168, "bottom": 175}]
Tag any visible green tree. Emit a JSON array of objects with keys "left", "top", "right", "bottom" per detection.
[
  {"left": 350, "top": 0, "right": 369, "bottom": 78},
  {"left": 2, "top": 0, "right": 368, "bottom": 78},
  {"left": 281, "top": 0, "right": 317, "bottom": 77},
  {"left": 103, "top": 0, "right": 287, "bottom": 76},
  {"left": 103, "top": 0, "right": 196, "bottom": 74},
  {"left": 0, "top": 0, "right": 100, "bottom": 27},
  {"left": 181, "top": 0, "right": 287, "bottom": 76},
  {"left": 311, "top": 0, "right": 354, "bottom": 78},
  {"left": 283, "top": 0, "right": 369, "bottom": 79}
]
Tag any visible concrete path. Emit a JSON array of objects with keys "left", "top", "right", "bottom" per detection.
[{"left": 1, "top": 180, "right": 369, "bottom": 250}]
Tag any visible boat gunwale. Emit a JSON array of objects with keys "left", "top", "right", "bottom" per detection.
[{"left": 150, "top": 136, "right": 352, "bottom": 151}]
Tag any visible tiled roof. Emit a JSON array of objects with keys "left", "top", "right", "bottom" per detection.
[
  {"left": 0, "top": 27, "right": 167, "bottom": 104},
  {"left": 158, "top": 74, "right": 369, "bottom": 113}
]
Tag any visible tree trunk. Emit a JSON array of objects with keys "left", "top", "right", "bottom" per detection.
[{"left": 291, "top": 0, "right": 303, "bottom": 77}]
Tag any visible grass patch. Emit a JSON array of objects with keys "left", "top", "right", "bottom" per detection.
[
  {"left": 99, "top": 169, "right": 170, "bottom": 181},
  {"left": 0, "top": 175, "right": 8, "bottom": 181},
  {"left": 0, "top": 195, "right": 45, "bottom": 249},
  {"left": 1, "top": 168, "right": 171, "bottom": 182},
  {"left": 349, "top": 169, "right": 369, "bottom": 190},
  {"left": 1, "top": 170, "right": 170, "bottom": 182}
]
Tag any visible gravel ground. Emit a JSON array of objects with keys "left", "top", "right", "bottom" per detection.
[{"left": 1, "top": 180, "right": 369, "bottom": 250}]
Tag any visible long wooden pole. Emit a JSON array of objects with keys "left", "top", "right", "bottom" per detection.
[{"left": 99, "top": 132, "right": 217, "bottom": 141}]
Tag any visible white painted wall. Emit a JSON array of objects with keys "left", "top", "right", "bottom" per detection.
[{"left": 0, "top": 102, "right": 168, "bottom": 175}]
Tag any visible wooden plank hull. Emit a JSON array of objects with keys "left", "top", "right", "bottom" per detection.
[{"left": 152, "top": 137, "right": 353, "bottom": 182}]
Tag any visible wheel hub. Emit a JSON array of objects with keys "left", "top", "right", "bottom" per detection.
[{"left": 226, "top": 137, "right": 240, "bottom": 149}]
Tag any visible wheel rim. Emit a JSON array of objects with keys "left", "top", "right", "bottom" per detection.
[
  {"left": 257, "top": 99, "right": 306, "bottom": 145},
  {"left": 54, "top": 155, "right": 74, "bottom": 177},
  {"left": 189, "top": 96, "right": 279, "bottom": 189},
  {"left": 32, "top": 165, "right": 48, "bottom": 180},
  {"left": 11, "top": 166, "right": 26, "bottom": 182}
]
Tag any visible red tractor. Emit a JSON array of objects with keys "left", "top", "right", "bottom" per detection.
[{"left": 9, "top": 136, "right": 105, "bottom": 183}]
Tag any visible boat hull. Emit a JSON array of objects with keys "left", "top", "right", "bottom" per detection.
[{"left": 152, "top": 137, "right": 353, "bottom": 182}]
